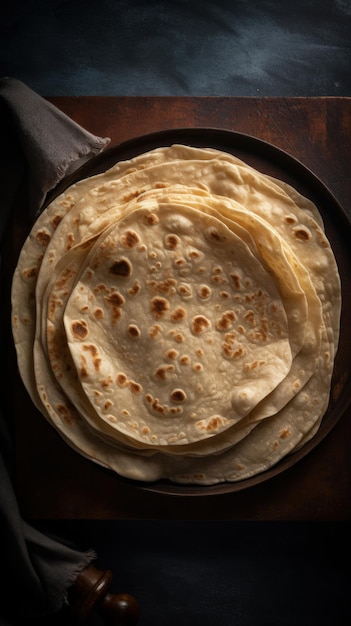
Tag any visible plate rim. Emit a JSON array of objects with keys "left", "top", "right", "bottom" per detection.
[{"left": 24, "top": 127, "right": 351, "bottom": 495}]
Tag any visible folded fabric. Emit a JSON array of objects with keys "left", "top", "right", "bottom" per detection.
[
  {"left": 0, "top": 77, "right": 110, "bottom": 623},
  {"left": 1, "top": 417, "right": 96, "bottom": 622},
  {"left": 0, "top": 76, "right": 110, "bottom": 221}
]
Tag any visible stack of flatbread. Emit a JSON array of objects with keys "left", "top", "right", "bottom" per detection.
[{"left": 11, "top": 144, "right": 341, "bottom": 485}]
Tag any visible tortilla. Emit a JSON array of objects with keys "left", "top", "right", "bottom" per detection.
[
  {"left": 63, "top": 202, "right": 292, "bottom": 446},
  {"left": 11, "top": 143, "right": 341, "bottom": 485}
]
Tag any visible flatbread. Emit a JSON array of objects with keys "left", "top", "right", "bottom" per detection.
[
  {"left": 11, "top": 144, "right": 341, "bottom": 485},
  {"left": 63, "top": 202, "right": 292, "bottom": 446}
]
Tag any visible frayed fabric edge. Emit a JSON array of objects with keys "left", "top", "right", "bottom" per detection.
[
  {"left": 43, "top": 548, "right": 98, "bottom": 618},
  {"left": 56, "top": 136, "right": 111, "bottom": 180}
]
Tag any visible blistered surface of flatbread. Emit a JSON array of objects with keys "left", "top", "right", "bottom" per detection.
[
  {"left": 64, "top": 203, "right": 291, "bottom": 446},
  {"left": 11, "top": 144, "right": 341, "bottom": 485}
]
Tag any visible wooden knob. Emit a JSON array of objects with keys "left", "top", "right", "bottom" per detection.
[
  {"left": 70, "top": 564, "right": 140, "bottom": 624},
  {"left": 100, "top": 592, "right": 141, "bottom": 625}
]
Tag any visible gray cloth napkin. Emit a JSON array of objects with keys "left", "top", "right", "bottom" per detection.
[
  {"left": 0, "top": 76, "right": 110, "bottom": 219},
  {"left": 0, "top": 77, "right": 110, "bottom": 623}
]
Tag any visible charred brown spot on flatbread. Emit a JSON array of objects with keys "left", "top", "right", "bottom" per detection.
[
  {"left": 109, "top": 258, "right": 132, "bottom": 277},
  {"left": 191, "top": 315, "right": 211, "bottom": 334},
  {"left": 150, "top": 296, "right": 170, "bottom": 318},
  {"left": 71, "top": 320, "right": 89, "bottom": 340},
  {"left": 35, "top": 229, "right": 51, "bottom": 246},
  {"left": 170, "top": 388, "right": 187, "bottom": 403},
  {"left": 128, "top": 324, "right": 141, "bottom": 338},
  {"left": 120, "top": 229, "right": 141, "bottom": 248},
  {"left": 82, "top": 344, "right": 102, "bottom": 372},
  {"left": 171, "top": 307, "right": 187, "bottom": 322}
]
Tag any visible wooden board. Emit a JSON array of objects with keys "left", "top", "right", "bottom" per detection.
[{"left": 4, "top": 97, "right": 351, "bottom": 520}]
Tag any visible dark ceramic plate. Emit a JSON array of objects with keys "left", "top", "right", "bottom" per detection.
[{"left": 27, "top": 128, "right": 351, "bottom": 495}]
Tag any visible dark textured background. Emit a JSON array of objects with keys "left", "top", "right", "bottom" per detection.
[
  {"left": 1, "top": 1, "right": 350, "bottom": 624},
  {"left": 2, "top": 0, "right": 351, "bottom": 97}
]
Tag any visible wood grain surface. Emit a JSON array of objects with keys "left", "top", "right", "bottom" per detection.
[{"left": 6, "top": 97, "right": 351, "bottom": 521}]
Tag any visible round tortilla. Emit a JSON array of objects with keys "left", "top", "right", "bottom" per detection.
[
  {"left": 41, "top": 189, "right": 315, "bottom": 457},
  {"left": 11, "top": 143, "right": 341, "bottom": 485},
  {"left": 63, "top": 202, "right": 292, "bottom": 446}
]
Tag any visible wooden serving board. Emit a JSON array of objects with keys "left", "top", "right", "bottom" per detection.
[{"left": 3, "top": 97, "right": 351, "bottom": 521}]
